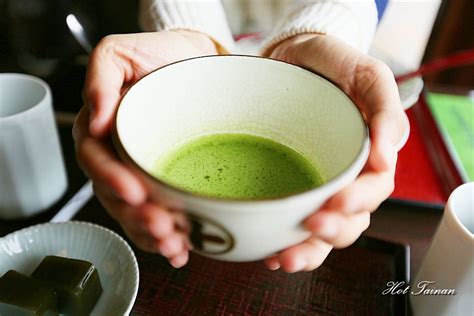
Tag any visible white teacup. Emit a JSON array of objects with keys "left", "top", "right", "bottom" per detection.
[
  {"left": 0, "top": 73, "right": 68, "bottom": 219},
  {"left": 411, "top": 182, "right": 473, "bottom": 316},
  {"left": 113, "top": 56, "right": 369, "bottom": 262}
]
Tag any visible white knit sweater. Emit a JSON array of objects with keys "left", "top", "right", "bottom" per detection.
[{"left": 139, "top": 0, "right": 378, "bottom": 54}]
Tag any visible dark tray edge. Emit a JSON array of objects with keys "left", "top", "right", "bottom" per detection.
[{"left": 355, "top": 235, "right": 410, "bottom": 316}]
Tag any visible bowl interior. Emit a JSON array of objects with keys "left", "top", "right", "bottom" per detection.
[
  {"left": 116, "top": 56, "right": 368, "bottom": 186},
  {"left": 0, "top": 222, "right": 139, "bottom": 315}
]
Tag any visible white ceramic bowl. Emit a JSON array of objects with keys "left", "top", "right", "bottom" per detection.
[
  {"left": 0, "top": 222, "right": 139, "bottom": 315},
  {"left": 113, "top": 55, "right": 370, "bottom": 262}
]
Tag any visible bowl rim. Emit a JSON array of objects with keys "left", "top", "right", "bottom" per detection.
[
  {"left": 0, "top": 221, "right": 139, "bottom": 315},
  {"left": 112, "top": 54, "right": 370, "bottom": 205}
]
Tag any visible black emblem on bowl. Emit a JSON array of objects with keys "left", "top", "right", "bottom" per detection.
[{"left": 188, "top": 214, "right": 234, "bottom": 255}]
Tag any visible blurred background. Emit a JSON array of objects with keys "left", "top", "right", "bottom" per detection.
[{"left": 0, "top": 0, "right": 472, "bottom": 113}]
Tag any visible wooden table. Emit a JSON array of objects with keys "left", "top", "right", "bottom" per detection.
[{"left": 0, "top": 122, "right": 443, "bottom": 315}]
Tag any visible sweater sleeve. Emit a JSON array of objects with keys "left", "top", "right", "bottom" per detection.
[
  {"left": 139, "top": 0, "right": 235, "bottom": 53},
  {"left": 261, "top": 0, "right": 379, "bottom": 55}
]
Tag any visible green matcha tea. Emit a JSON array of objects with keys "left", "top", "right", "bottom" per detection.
[{"left": 152, "top": 133, "right": 323, "bottom": 199}]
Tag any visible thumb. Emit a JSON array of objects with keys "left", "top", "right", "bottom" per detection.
[
  {"left": 368, "top": 110, "right": 407, "bottom": 172},
  {"left": 83, "top": 37, "right": 125, "bottom": 137}
]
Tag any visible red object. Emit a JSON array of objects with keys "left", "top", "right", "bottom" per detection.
[
  {"left": 391, "top": 92, "right": 464, "bottom": 205},
  {"left": 395, "top": 48, "right": 474, "bottom": 83},
  {"left": 234, "top": 32, "right": 262, "bottom": 42}
]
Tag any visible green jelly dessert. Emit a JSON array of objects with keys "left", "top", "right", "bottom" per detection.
[
  {"left": 0, "top": 270, "right": 58, "bottom": 316},
  {"left": 32, "top": 256, "right": 102, "bottom": 316},
  {"left": 153, "top": 133, "right": 323, "bottom": 199}
]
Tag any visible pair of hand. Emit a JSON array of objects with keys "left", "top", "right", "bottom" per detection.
[{"left": 73, "top": 30, "right": 407, "bottom": 272}]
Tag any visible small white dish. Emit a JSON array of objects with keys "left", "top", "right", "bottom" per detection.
[
  {"left": 0, "top": 221, "right": 139, "bottom": 315},
  {"left": 398, "top": 76, "right": 424, "bottom": 110}
]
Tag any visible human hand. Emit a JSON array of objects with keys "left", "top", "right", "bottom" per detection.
[
  {"left": 264, "top": 34, "right": 408, "bottom": 272},
  {"left": 73, "top": 30, "right": 219, "bottom": 267}
]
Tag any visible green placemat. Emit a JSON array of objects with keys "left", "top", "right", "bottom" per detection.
[{"left": 427, "top": 92, "right": 474, "bottom": 181}]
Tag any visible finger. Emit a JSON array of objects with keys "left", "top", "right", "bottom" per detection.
[
  {"left": 94, "top": 184, "right": 177, "bottom": 241},
  {"left": 264, "top": 255, "right": 281, "bottom": 271},
  {"left": 171, "top": 211, "right": 191, "bottom": 233},
  {"left": 354, "top": 59, "right": 402, "bottom": 115},
  {"left": 93, "top": 184, "right": 162, "bottom": 253},
  {"left": 368, "top": 111, "right": 404, "bottom": 172},
  {"left": 122, "top": 229, "right": 161, "bottom": 254},
  {"left": 133, "top": 203, "right": 191, "bottom": 249},
  {"left": 78, "top": 137, "right": 147, "bottom": 205},
  {"left": 278, "top": 237, "right": 333, "bottom": 273},
  {"left": 73, "top": 107, "right": 93, "bottom": 178},
  {"left": 93, "top": 184, "right": 161, "bottom": 252},
  {"left": 169, "top": 251, "right": 189, "bottom": 268},
  {"left": 72, "top": 106, "right": 91, "bottom": 146},
  {"left": 83, "top": 35, "right": 128, "bottom": 137},
  {"left": 314, "top": 117, "right": 398, "bottom": 216},
  {"left": 305, "top": 211, "right": 370, "bottom": 248},
  {"left": 352, "top": 59, "right": 409, "bottom": 153},
  {"left": 93, "top": 182, "right": 131, "bottom": 222},
  {"left": 304, "top": 210, "right": 342, "bottom": 240},
  {"left": 134, "top": 203, "right": 175, "bottom": 240},
  {"left": 95, "top": 184, "right": 187, "bottom": 258},
  {"left": 158, "top": 232, "right": 186, "bottom": 258},
  {"left": 320, "top": 168, "right": 395, "bottom": 215}
]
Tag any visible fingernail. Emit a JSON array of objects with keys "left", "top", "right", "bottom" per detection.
[
  {"left": 170, "top": 259, "right": 185, "bottom": 269},
  {"left": 288, "top": 258, "right": 306, "bottom": 273},
  {"left": 169, "top": 252, "right": 188, "bottom": 269},
  {"left": 164, "top": 235, "right": 187, "bottom": 258},
  {"left": 171, "top": 263, "right": 183, "bottom": 269},
  {"left": 267, "top": 261, "right": 280, "bottom": 271},
  {"left": 122, "top": 186, "right": 147, "bottom": 206}
]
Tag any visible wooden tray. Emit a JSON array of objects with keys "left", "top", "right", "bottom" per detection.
[
  {"left": 391, "top": 90, "right": 464, "bottom": 206},
  {"left": 74, "top": 199, "right": 410, "bottom": 316},
  {"left": 1, "top": 122, "right": 411, "bottom": 315}
]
